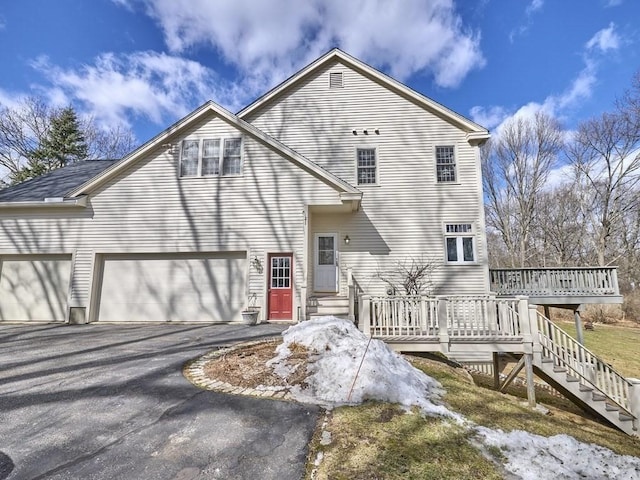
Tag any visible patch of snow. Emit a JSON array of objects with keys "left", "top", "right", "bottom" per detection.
[
  {"left": 268, "top": 316, "right": 457, "bottom": 419},
  {"left": 475, "top": 426, "right": 640, "bottom": 480}
]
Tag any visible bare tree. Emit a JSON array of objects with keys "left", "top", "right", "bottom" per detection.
[
  {"left": 0, "top": 97, "right": 137, "bottom": 185},
  {"left": 531, "top": 184, "right": 588, "bottom": 266},
  {"left": 375, "top": 256, "right": 438, "bottom": 295},
  {"left": 0, "top": 97, "right": 52, "bottom": 180},
  {"left": 566, "top": 111, "right": 640, "bottom": 266},
  {"left": 482, "top": 112, "right": 564, "bottom": 267}
]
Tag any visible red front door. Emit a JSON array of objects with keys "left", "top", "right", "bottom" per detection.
[{"left": 268, "top": 254, "right": 293, "bottom": 320}]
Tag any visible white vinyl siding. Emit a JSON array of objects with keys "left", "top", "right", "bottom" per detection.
[{"left": 246, "top": 60, "right": 488, "bottom": 295}]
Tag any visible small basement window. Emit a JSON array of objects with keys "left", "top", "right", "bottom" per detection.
[{"left": 329, "top": 72, "right": 344, "bottom": 88}]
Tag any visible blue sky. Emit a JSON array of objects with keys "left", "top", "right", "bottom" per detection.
[{"left": 0, "top": 0, "right": 638, "bottom": 144}]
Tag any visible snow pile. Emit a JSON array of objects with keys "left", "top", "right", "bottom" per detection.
[
  {"left": 268, "top": 316, "right": 456, "bottom": 419},
  {"left": 475, "top": 427, "right": 640, "bottom": 480}
]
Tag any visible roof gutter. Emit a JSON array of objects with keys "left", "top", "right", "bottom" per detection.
[{"left": 0, "top": 195, "right": 88, "bottom": 209}]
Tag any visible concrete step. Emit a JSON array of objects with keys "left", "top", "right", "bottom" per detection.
[
  {"left": 579, "top": 385, "right": 593, "bottom": 392},
  {"left": 308, "top": 312, "right": 350, "bottom": 320},
  {"left": 315, "top": 296, "right": 349, "bottom": 307},
  {"left": 565, "top": 374, "right": 579, "bottom": 383},
  {"left": 592, "top": 393, "right": 606, "bottom": 402},
  {"left": 315, "top": 305, "right": 349, "bottom": 315},
  {"left": 605, "top": 403, "right": 619, "bottom": 412}
]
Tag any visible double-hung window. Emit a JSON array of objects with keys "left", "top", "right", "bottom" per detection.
[
  {"left": 180, "top": 137, "right": 243, "bottom": 177},
  {"left": 436, "top": 145, "right": 456, "bottom": 183},
  {"left": 445, "top": 223, "right": 475, "bottom": 263},
  {"left": 357, "top": 148, "right": 377, "bottom": 185}
]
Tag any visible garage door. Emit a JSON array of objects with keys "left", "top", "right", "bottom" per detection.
[
  {"left": 96, "top": 252, "right": 247, "bottom": 323},
  {"left": 0, "top": 255, "right": 71, "bottom": 322}
]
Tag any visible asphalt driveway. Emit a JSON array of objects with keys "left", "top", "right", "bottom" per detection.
[{"left": 0, "top": 323, "right": 320, "bottom": 480}]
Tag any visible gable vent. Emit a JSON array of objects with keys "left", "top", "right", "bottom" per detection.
[{"left": 329, "top": 72, "right": 344, "bottom": 89}]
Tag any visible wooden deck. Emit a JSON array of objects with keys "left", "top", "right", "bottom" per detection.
[
  {"left": 357, "top": 293, "right": 639, "bottom": 436},
  {"left": 489, "top": 267, "right": 623, "bottom": 305}
]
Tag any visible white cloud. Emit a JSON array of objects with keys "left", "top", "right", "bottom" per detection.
[
  {"left": 132, "top": 0, "right": 485, "bottom": 90},
  {"left": 509, "top": 0, "right": 544, "bottom": 42},
  {"left": 30, "top": 52, "right": 242, "bottom": 130},
  {"left": 525, "top": 0, "right": 544, "bottom": 15},
  {"left": 605, "top": 0, "right": 623, "bottom": 7},
  {"left": 469, "top": 105, "right": 509, "bottom": 130},
  {"left": 473, "top": 22, "right": 616, "bottom": 137},
  {"left": 585, "top": 23, "right": 620, "bottom": 53}
]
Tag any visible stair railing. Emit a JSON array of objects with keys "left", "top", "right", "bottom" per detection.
[{"left": 535, "top": 311, "right": 633, "bottom": 414}]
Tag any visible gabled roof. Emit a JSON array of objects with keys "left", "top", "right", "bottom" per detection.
[
  {"left": 238, "top": 48, "right": 489, "bottom": 141},
  {"left": 0, "top": 160, "right": 117, "bottom": 203},
  {"left": 69, "top": 101, "right": 361, "bottom": 199}
]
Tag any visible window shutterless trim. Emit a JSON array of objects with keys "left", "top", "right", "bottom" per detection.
[
  {"left": 355, "top": 146, "right": 378, "bottom": 186},
  {"left": 435, "top": 145, "right": 457, "bottom": 183}
]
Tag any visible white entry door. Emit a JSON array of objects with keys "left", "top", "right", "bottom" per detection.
[{"left": 314, "top": 233, "right": 338, "bottom": 292}]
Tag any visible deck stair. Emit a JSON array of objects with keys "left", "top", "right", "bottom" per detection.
[
  {"left": 307, "top": 295, "right": 350, "bottom": 319},
  {"left": 529, "top": 312, "right": 638, "bottom": 436}
]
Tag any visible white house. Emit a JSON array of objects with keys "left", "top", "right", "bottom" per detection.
[{"left": 0, "top": 49, "right": 490, "bottom": 324}]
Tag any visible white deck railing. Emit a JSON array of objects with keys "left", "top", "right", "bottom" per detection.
[
  {"left": 361, "top": 295, "right": 525, "bottom": 340},
  {"left": 489, "top": 267, "right": 620, "bottom": 297},
  {"left": 535, "top": 311, "right": 632, "bottom": 413}
]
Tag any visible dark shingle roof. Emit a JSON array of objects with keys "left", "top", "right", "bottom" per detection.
[{"left": 0, "top": 160, "right": 118, "bottom": 202}]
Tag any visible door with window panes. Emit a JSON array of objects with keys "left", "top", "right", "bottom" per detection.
[{"left": 268, "top": 254, "right": 293, "bottom": 320}]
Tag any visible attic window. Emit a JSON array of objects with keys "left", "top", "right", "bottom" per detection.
[{"left": 329, "top": 72, "right": 344, "bottom": 89}]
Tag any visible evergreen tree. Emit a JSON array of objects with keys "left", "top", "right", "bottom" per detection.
[{"left": 30, "top": 106, "right": 88, "bottom": 170}]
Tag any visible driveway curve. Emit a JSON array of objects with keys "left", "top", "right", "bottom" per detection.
[{"left": 0, "top": 323, "right": 319, "bottom": 480}]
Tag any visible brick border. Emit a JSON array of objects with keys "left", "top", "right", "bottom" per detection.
[{"left": 183, "top": 338, "right": 295, "bottom": 401}]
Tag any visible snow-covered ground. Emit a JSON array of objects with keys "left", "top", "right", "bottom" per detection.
[{"left": 268, "top": 316, "right": 640, "bottom": 480}]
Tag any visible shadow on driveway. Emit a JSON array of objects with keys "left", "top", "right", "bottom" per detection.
[{"left": 0, "top": 323, "right": 319, "bottom": 480}]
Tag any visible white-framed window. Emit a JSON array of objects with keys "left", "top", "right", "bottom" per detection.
[
  {"left": 445, "top": 223, "right": 475, "bottom": 263},
  {"left": 356, "top": 147, "right": 377, "bottom": 185},
  {"left": 436, "top": 145, "right": 456, "bottom": 183},
  {"left": 179, "top": 137, "right": 243, "bottom": 177}
]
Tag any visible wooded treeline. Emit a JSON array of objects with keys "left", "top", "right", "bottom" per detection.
[{"left": 482, "top": 73, "right": 640, "bottom": 319}]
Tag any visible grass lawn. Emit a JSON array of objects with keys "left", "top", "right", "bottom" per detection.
[
  {"left": 306, "top": 321, "right": 640, "bottom": 479},
  {"left": 553, "top": 320, "right": 640, "bottom": 378}
]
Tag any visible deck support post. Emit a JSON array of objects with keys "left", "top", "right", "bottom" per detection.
[
  {"left": 436, "top": 297, "right": 449, "bottom": 353},
  {"left": 574, "top": 305, "right": 584, "bottom": 346},
  {"left": 543, "top": 305, "right": 551, "bottom": 320},
  {"left": 628, "top": 378, "right": 640, "bottom": 432},
  {"left": 524, "top": 353, "right": 536, "bottom": 407},
  {"left": 492, "top": 353, "right": 501, "bottom": 390},
  {"left": 347, "top": 267, "right": 355, "bottom": 322},
  {"left": 360, "top": 295, "right": 371, "bottom": 336}
]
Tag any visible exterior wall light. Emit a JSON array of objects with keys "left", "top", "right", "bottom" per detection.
[{"left": 344, "top": 235, "right": 350, "bottom": 244}]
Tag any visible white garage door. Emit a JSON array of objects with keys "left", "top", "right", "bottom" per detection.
[
  {"left": 96, "top": 252, "right": 247, "bottom": 323},
  {"left": 0, "top": 255, "right": 71, "bottom": 322}
]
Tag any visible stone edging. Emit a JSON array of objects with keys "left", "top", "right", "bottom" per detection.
[{"left": 183, "top": 338, "right": 295, "bottom": 401}]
